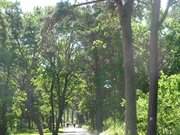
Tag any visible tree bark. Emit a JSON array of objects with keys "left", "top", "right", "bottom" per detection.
[
  {"left": 0, "top": 103, "right": 8, "bottom": 135},
  {"left": 94, "top": 47, "right": 103, "bottom": 133},
  {"left": 32, "top": 114, "right": 44, "bottom": 135},
  {"left": 53, "top": 73, "right": 69, "bottom": 135},
  {"left": 71, "top": 110, "right": 74, "bottom": 124},
  {"left": 147, "top": 0, "right": 160, "bottom": 135},
  {"left": 49, "top": 78, "right": 55, "bottom": 132},
  {"left": 116, "top": 1, "right": 137, "bottom": 135},
  {"left": 121, "top": 16, "right": 137, "bottom": 135}
]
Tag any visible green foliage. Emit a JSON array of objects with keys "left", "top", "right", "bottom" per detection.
[
  {"left": 158, "top": 73, "right": 180, "bottom": 135},
  {"left": 137, "top": 90, "right": 148, "bottom": 134},
  {"left": 101, "top": 118, "right": 125, "bottom": 135},
  {"left": 161, "top": 16, "right": 180, "bottom": 74},
  {"left": 55, "top": 1, "right": 71, "bottom": 15},
  {"left": 137, "top": 73, "right": 180, "bottom": 135},
  {"left": 0, "top": 0, "right": 179, "bottom": 134},
  {"left": 12, "top": 89, "right": 27, "bottom": 117},
  {"left": 15, "top": 132, "right": 51, "bottom": 135},
  {"left": 103, "top": 73, "right": 180, "bottom": 135},
  {"left": 0, "top": 12, "right": 7, "bottom": 45}
]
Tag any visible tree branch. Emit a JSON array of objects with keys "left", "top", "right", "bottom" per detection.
[
  {"left": 159, "top": 0, "right": 173, "bottom": 27},
  {"left": 72, "top": 0, "right": 106, "bottom": 7},
  {"left": 159, "top": 0, "right": 170, "bottom": 26},
  {"left": 41, "top": 0, "right": 110, "bottom": 56},
  {"left": 41, "top": 0, "right": 106, "bottom": 46}
]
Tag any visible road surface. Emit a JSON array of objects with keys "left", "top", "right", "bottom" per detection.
[{"left": 59, "top": 127, "right": 93, "bottom": 135}]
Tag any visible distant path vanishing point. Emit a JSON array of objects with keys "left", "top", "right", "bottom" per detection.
[{"left": 59, "top": 127, "right": 93, "bottom": 135}]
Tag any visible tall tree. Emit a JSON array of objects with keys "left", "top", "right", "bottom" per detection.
[
  {"left": 115, "top": 0, "right": 137, "bottom": 134},
  {"left": 0, "top": 4, "right": 16, "bottom": 134},
  {"left": 147, "top": 0, "right": 160, "bottom": 134},
  {"left": 6, "top": 5, "right": 44, "bottom": 134},
  {"left": 147, "top": 0, "right": 175, "bottom": 134}
]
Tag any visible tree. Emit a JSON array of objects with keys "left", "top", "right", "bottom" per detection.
[
  {"left": 147, "top": 0, "right": 175, "bottom": 134},
  {"left": 160, "top": 2, "right": 180, "bottom": 75},
  {"left": 147, "top": 0, "right": 160, "bottom": 133},
  {"left": 5, "top": 4, "right": 44, "bottom": 134},
  {"left": 0, "top": 3, "right": 17, "bottom": 134},
  {"left": 115, "top": 0, "right": 137, "bottom": 134},
  {"left": 40, "top": 13, "right": 86, "bottom": 134}
]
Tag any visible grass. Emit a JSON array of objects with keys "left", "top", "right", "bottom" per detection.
[
  {"left": 15, "top": 133, "right": 51, "bottom": 135},
  {"left": 100, "top": 118, "right": 125, "bottom": 135},
  {"left": 100, "top": 123, "right": 125, "bottom": 135},
  {"left": 14, "top": 128, "right": 63, "bottom": 135}
]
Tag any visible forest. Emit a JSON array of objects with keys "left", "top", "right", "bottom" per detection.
[{"left": 0, "top": 0, "right": 179, "bottom": 135}]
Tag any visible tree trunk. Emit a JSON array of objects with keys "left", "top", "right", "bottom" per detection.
[
  {"left": 0, "top": 104, "right": 7, "bottom": 135},
  {"left": 94, "top": 47, "right": 103, "bottom": 133},
  {"left": 116, "top": 1, "right": 137, "bottom": 135},
  {"left": 67, "top": 109, "right": 69, "bottom": 122},
  {"left": 147, "top": 0, "right": 160, "bottom": 134},
  {"left": 71, "top": 110, "right": 74, "bottom": 124},
  {"left": 121, "top": 16, "right": 137, "bottom": 135},
  {"left": 32, "top": 114, "right": 44, "bottom": 135},
  {"left": 54, "top": 73, "right": 69, "bottom": 135},
  {"left": 26, "top": 85, "right": 44, "bottom": 135},
  {"left": 50, "top": 78, "right": 55, "bottom": 132},
  {"left": 63, "top": 111, "right": 66, "bottom": 127}
]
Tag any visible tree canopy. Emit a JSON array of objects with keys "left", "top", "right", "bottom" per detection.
[{"left": 0, "top": 0, "right": 179, "bottom": 135}]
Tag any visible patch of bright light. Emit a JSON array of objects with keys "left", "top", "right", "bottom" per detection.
[
  {"left": 11, "top": 0, "right": 168, "bottom": 12},
  {"left": 11, "top": 0, "right": 60, "bottom": 12}
]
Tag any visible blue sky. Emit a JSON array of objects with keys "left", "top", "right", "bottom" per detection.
[{"left": 11, "top": 0, "right": 168, "bottom": 12}]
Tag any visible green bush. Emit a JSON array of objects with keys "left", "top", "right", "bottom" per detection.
[
  {"left": 137, "top": 89, "right": 148, "bottom": 135},
  {"left": 137, "top": 73, "right": 180, "bottom": 135},
  {"left": 101, "top": 118, "right": 125, "bottom": 135},
  {"left": 103, "top": 73, "right": 180, "bottom": 135}
]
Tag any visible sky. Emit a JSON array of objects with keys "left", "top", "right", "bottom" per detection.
[
  {"left": 11, "top": 0, "right": 168, "bottom": 12},
  {"left": 11, "top": 0, "right": 60, "bottom": 12}
]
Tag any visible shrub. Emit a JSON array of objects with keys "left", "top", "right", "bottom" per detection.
[
  {"left": 137, "top": 73, "right": 180, "bottom": 135},
  {"left": 101, "top": 118, "right": 125, "bottom": 135},
  {"left": 103, "top": 73, "right": 180, "bottom": 135}
]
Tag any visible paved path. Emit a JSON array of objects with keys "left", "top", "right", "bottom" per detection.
[{"left": 59, "top": 127, "right": 93, "bottom": 135}]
